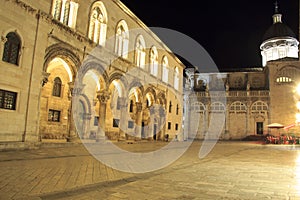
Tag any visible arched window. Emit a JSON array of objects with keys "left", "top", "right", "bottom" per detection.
[
  {"left": 276, "top": 76, "right": 292, "bottom": 83},
  {"left": 176, "top": 104, "right": 179, "bottom": 115},
  {"left": 174, "top": 67, "right": 179, "bottom": 90},
  {"left": 2, "top": 32, "right": 21, "bottom": 65},
  {"left": 210, "top": 102, "right": 225, "bottom": 112},
  {"left": 51, "top": 0, "right": 79, "bottom": 28},
  {"left": 251, "top": 101, "right": 268, "bottom": 112},
  {"left": 230, "top": 101, "right": 246, "bottom": 112},
  {"left": 169, "top": 101, "right": 172, "bottom": 113},
  {"left": 162, "top": 56, "right": 169, "bottom": 83},
  {"left": 115, "top": 20, "right": 129, "bottom": 59},
  {"left": 135, "top": 35, "right": 146, "bottom": 68},
  {"left": 191, "top": 102, "right": 205, "bottom": 113},
  {"left": 150, "top": 46, "right": 158, "bottom": 76},
  {"left": 52, "top": 77, "right": 62, "bottom": 97},
  {"left": 88, "top": 1, "right": 107, "bottom": 46}
]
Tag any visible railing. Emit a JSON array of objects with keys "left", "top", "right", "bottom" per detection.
[{"left": 194, "top": 90, "right": 270, "bottom": 98}]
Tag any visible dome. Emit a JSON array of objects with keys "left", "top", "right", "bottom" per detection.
[{"left": 263, "top": 22, "right": 296, "bottom": 41}]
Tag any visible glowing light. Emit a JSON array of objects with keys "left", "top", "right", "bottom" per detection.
[
  {"left": 296, "top": 84, "right": 300, "bottom": 96},
  {"left": 297, "top": 102, "right": 300, "bottom": 110},
  {"left": 296, "top": 113, "right": 300, "bottom": 123}
]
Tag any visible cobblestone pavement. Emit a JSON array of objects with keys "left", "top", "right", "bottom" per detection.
[{"left": 0, "top": 140, "right": 300, "bottom": 200}]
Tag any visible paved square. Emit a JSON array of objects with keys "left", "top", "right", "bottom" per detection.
[{"left": 0, "top": 141, "right": 299, "bottom": 199}]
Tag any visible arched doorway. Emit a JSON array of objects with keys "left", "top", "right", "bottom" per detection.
[{"left": 39, "top": 57, "right": 74, "bottom": 140}]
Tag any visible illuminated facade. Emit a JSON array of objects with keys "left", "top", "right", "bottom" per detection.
[
  {"left": 0, "top": 0, "right": 184, "bottom": 143},
  {"left": 184, "top": 4, "right": 300, "bottom": 140}
]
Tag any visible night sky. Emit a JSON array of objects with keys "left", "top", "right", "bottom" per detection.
[{"left": 121, "top": 0, "right": 299, "bottom": 69}]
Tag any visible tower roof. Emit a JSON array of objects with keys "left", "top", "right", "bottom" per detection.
[
  {"left": 262, "top": 23, "right": 296, "bottom": 41},
  {"left": 262, "top": 1, "right": 296, "bottom": 41}
]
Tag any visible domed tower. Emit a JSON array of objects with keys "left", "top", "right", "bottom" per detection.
[{"left": 260, "top": 2, "right": 299, "bottom": 66}]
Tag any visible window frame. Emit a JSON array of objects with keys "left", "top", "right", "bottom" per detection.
[{"left": 0, "top": 89, "right": 17, "bottom": 110}]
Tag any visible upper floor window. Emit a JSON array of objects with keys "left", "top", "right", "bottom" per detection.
[
  {"left": 169, "top": 101, "right": 172, "bottom": 113},
  {"left": 191, "top": 102, "right": 205, "bottom": 113},
  {"left": 162, "top": 56, "right": 169, "bottom": 83},
  {"left": 88, "top": 1, "right": 107, "bottom": 46},
  {"left": 0, "top": 89, "right": 17, "bottom": 110},
  {"left": 233, "top": 77, "right": 243, "bottom": 89},
  {"left": 210, "top": 102, "right": 225, "bottom": 112},
  {"left": 230, "top": 101, "right": 246, "bottom": 112},
  {"left": 174, "top": 67, "right": 179, "bottom": 90},
  {"left": 52, "top": 77, "right": 62, "bottom": 97},
  {"left": 51, "top": 0, "right": 78, "bottom": 28},
  {"left": 251, "top": 101, "right": 268, "bottom": 112},
  {"left": 150, "top": 46, "right": 158, "bottom": 76},
  {"left": 276, "top": 76, "right": 292, "bottom": 83},
  {"left": 2, "top": 32, "right": 21, "bottom": 65},
  {"left": 115, "top": 20, "right": 129, "bottom": 59},
  {"left": 135, "top": 35, "right": 146, "bottom": 68}
]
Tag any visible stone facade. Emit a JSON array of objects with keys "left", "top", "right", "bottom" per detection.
[
  {"left": 0, "top": 0, "right": 184, "bottom": 143},
  {"left": 184, "top": 61, "right": 300, "bottom": 140}
]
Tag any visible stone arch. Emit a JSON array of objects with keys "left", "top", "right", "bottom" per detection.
[
  {"left": 108, "top": 71, "right": 128, "bottom": 97},
  {"left": 44, "top": 43, "right": 80, "bottom": 79},
  {"left": 157, "top": 92, "right": 167, "bottom": 106},
  {"left": 144, "top": 87, "right": 156, "bottom": 101},
  {"left": 78, "top": 58, "right": 108, "bottom": 90}
]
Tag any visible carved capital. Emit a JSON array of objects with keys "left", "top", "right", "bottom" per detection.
[
  {"left": 41, "top": 72, "right": 50, "bottom": 87},
  {"left": 69, "top": 82, "right": 84, "bottom": 98},
  {"left": 136, "top": 102, "right": 143, "bottom": 112},
  {"left": 97, "top": 89, "right": 111, "bottom": 104}
]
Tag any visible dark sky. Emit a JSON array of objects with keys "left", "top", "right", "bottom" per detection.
[{"left": 121, "top": 0, "right": 299, "bottom": 69}]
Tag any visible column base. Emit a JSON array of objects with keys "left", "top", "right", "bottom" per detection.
[{"left": 66, "top": 136, "right": 80, "bottom": 143}]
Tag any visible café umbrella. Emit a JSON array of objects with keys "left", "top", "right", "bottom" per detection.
[{"left": 267, "top": 123, "right": 284, "bottom": 136}]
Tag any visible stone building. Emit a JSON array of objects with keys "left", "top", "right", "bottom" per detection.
[
  {"left": 0, "top": 0, "right": 184, "bottom": 144},
  {"left": 184, "top": 4, "right": 300, "bottom": 140}
]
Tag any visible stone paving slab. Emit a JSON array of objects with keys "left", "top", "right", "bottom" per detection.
[{"left": 0, "top": 141, "right": 300, "bottom": 199}]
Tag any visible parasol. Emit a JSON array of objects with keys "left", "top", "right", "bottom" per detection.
[{"left": 267, "top": 123, "right": 284, "bottom": 136}]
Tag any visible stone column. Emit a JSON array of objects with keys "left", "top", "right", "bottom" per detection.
[
  {"left": 149, "top": 105, "right": 159, "bottom": 140},
  {"left": 246, "top": 101, "right": 251, "bottom": 136},
  {"left": 135, "top": 102, "right": 143, "bottom": 140},
  {"left": 118, "top": 97, "right": 128, "bottom": 141},
  {"left": 183, "top": 92, "right": 190, "bottom": 141},
  {"left": 82, "top": 113, "right": 91, "bottom": 139},
  {"left": 67, "top": 82, "right": 84, "bottom": 142},
  {"left": 96, "top": 89, "right": 110, "bottom": 141},
  {"left": 159, "top": 106, "right": 166, "bottom": 141}
]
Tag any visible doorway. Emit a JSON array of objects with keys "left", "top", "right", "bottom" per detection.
[{"left": 256, "top": 122, "right": 263, "bottom": 135}]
